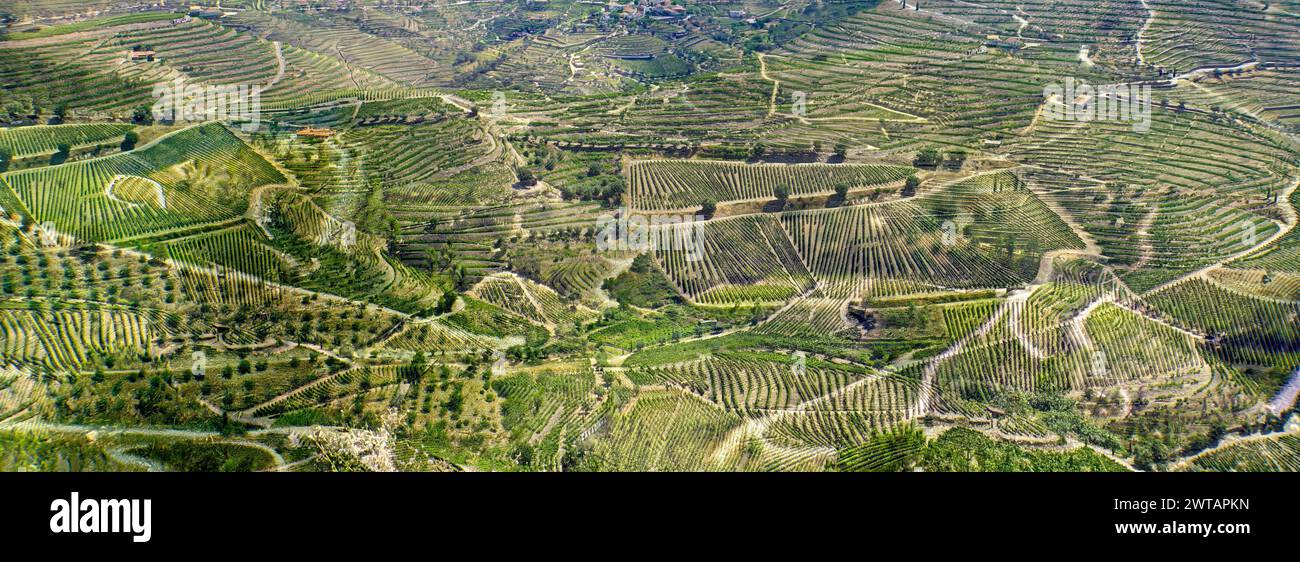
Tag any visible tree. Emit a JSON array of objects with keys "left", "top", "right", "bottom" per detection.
[
  {"left": 513, "top": 443, "right": 534, "bottom": 466},
  {"left": 51, "top": 143, "right": 70, "bottom": 165},
  {"left": 516, "top": 167, "right": 537, "bottom": 186},
  {"left": 700, "top": 199, "right": 717, "bottom": 218},
  {"left": 404, "top": 351, "right": 427, "bottom": 383},
  {"left": 435, "top": 290, "right": 457, "bottom": 314},
  {"left": 833, "top": 142, "right": 848, "bottom": 160},
  {"left": 120, "top": 131, "right": 139, "bottom": 151},
  {"left": 902, "top": 175, "right": 920, "bottom": 197},
  {"left": 0, "top": 148, "right": 9, "bottom": 173},
  {"left": 452, "top": 263, "right": 470, "bottom": 291},
  {"left": 750, "top": 143, "right": 766, "bottom": 159},
  {"left": 834, "top": 183, "right": 849, "bottom": 202},
  {"left": 131, "top": 104, "right": 153, "bottom": 124},
  {"left": 773, "top": 184, "right": 789, "bottom": 207}
]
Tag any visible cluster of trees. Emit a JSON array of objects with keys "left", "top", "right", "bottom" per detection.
[
  {"left": 700, "top": 199, "right": 717, "bottom": 218},
  {"left": 520, "top": 150, "right": 626, "bottom": 205},
  {"left": 434, "top": 289, "right": 458, "bottom": 315},
  {"left": 131, "top": 105, "right": 154, "bottom": 125},
  {"left": 772, "top": 184, "right": 789, "bottom": 209},
  {"left": 746, "top": 142, "right": 830, "bottom": 162},
  {"left": 564, "top": 162, "right": 626, "bottom": 204}
]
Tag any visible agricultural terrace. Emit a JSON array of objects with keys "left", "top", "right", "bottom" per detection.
[
  {"left": 0, "top": 123, "right": 133, "bottom": 160},
  {"left": 627, "top": 160, "right": 913, "bottom": 211},
  {"left": 2, "top": 123, "right": 283, "bottom": 242}
]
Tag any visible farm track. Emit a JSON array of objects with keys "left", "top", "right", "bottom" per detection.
[
  {"left": 103, "top": 174, "right": 165, "bottom": 208},
  {"left": 1144, "top": 175, "right": 1298, "bottom": 297},
  {"left": 1136, "top": 0, "right": 1155, "bottom": 65},
  {"left": 1199, "top": 270, "right": 1300, "bottom": 306},
  {"left": 885, "top": 0, "right": 990, "bottom": 32},
  {"left": 427, "top": 121, "right": 502, "bottom": 180},
  {"left": 1006, "top": 291, "right": 1047, "bottom": 360},
  {"left": 0, "top": 420, "right": 358, "bottom": 471},
  {"left": 104, "top": 229, "right": 418, "bottom": 319},
  {"left": 758, "top": 53, "right": 780, "bottom": 118},
  {"left": 235, "top": 363, "right": 357, "bottom": 420},
  {"left": 916, "top": 297, "right": 1011, "bottom": 417},
  {"left": 1128, "top": 207, "right": 1158, "bottom": 274},
  {"left": 757, "top": 52, "right": 923, "bottom": 127},
  {"left": 266, "top": 41, "right": 286, "bottom": 88}
]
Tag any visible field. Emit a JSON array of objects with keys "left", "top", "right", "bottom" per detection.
[{"left": 627, "top": 159, "right": 913, "bottom": 211}]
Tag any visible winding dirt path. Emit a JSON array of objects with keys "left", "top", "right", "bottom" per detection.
[
  {"left": 265, "top": 41, "right": 286, "bottom": 88},
  {"left": 1006, "top": 291, "right": 1048, "bottom": 360},
  {"left": 758, "top": 53, "right": 780, "bottom": 118},
  {"left": 104, "top": 174, "right": 165, "bottom": 208},
  {"left": 916, "top": 298, "right": 1012, "bottom": 416},
  {"left": 1135, "top": 0, "right": 1155, "bottom": 65}
]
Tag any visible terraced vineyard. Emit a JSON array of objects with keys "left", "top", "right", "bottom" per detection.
[
  {"left": 3, "top": 123, "right": 283, "bottom": 242},
  {"left": 0, "top": 0, "right": 1296, "bottom": 476},
  {"left": 0, "top": 123, "right": 132, "bottom": 160},
  {"left": 628, "top": 160, "right": 913, "bottom": 211}
]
